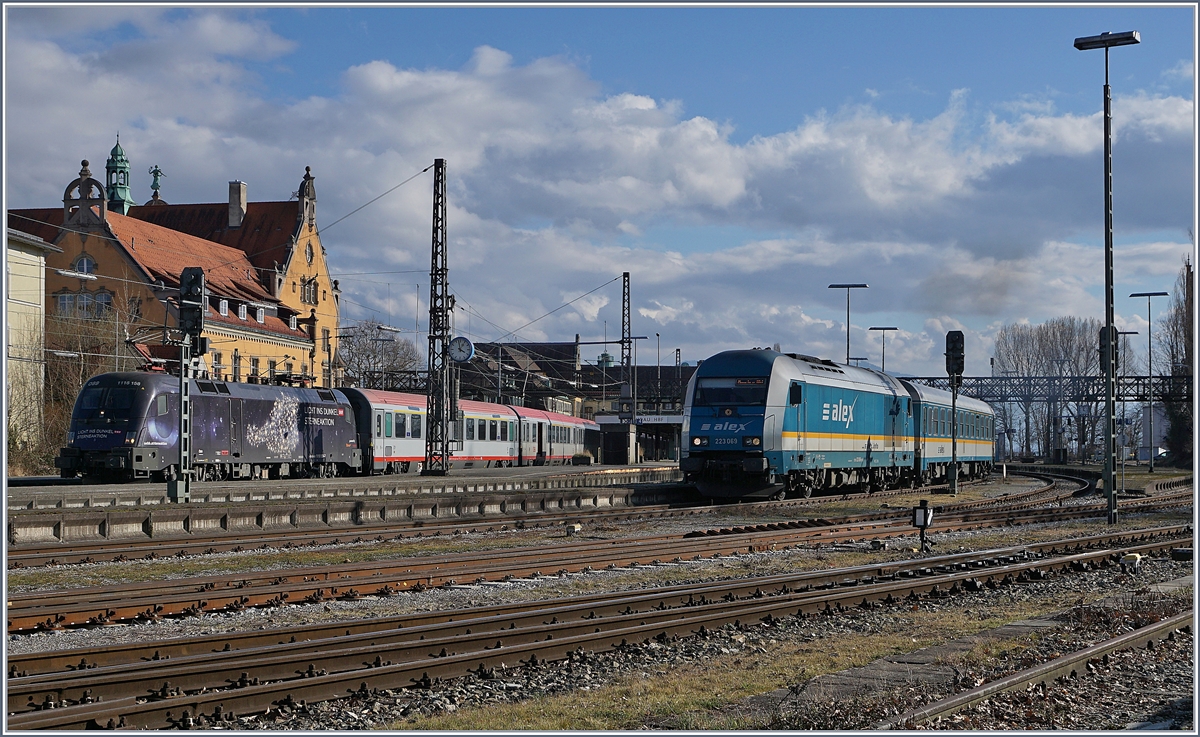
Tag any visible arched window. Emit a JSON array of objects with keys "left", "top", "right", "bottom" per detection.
[{"left": 73, "top": 255, "right": 97, "bottom": 274}]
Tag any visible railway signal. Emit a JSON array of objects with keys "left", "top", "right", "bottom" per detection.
[
  {"left": 945, "top": 331, "right": 964, "bottom": 495},
  {"left": 168, "top": 265, "right": 207, "bottom": 504},
  {"left": 178, "top": 267, "right": 205, "bottom": 340}
]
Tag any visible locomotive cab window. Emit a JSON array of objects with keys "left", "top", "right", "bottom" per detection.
[
  {"left": 693, "top": 377, "right": 769, "bottom": 406},
  {"left": 157, "top": 395, "right": 169, "bottom": 416}
]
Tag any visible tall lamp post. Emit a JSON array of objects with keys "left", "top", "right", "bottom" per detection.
[
  {"left": 1074, "top": 29, "right": 1139, "bottom": 524},
  {"left": 868, "top": 326, "right": 898, "bottom": 372},
  {"left": 829, "top": 283, "right": 868, "bottom": 365},
  {"left": 1129, "top": 291, "right": 1168, "bottom": 472}
]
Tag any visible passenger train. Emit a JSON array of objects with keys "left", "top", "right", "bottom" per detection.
[
  {"left": 55, "top": 372, "right": 601, "bottom": 482},
  {"left": 681, "top": 349, "right": 994, "bottom": 499}
]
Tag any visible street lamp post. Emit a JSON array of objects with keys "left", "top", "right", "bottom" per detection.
[
  {"left": 1074, "top": 29, "right": 1140, "bottom": 524},
  {"left": 868, "top": 326, "right": 898, "bottom": 372},
  {"left": 1130, "top": 291, "right": 1168, "bottom": 472},
  {"left": 828, "top": 283, "right": 869, "bottom": 365}
]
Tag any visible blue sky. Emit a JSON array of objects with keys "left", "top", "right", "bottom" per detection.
[{"left": 4, "top": 4, "right": 1196, "bottom": 375}]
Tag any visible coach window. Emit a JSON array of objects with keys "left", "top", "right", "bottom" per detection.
[
  {"left": 466, "top": 418, "right": 475, "bottom": 440},
  {"left": 375, "top": 413, "right": 382, "bottom": 438},
  {"left": 412, "top": 415, "right": 422, "bottom": 439},
  {"left": 385, "top": 412, "right": 392, "bottom": 438},
  {"left": 500, "top": 421, "right": 508, "bottom": 442},
  {"left": 486, "top": 420, "right": 495, "bottom": 441},
  {"left": 396, "top": 412, "right": 406, "bottom": 437}
]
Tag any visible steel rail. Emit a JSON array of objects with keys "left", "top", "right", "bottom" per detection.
[
  {"left": 8, "top": 536, "right": 1189, "bottom": 730},
  {"left": 874, "top": 609, "right": 1195, "bottom": 729},
  {"left": 7, "top": 483, "right": 1189, "bottom": 633},
  {"left": 17, "top": 528, "right": 1168, "bottom": 678}
]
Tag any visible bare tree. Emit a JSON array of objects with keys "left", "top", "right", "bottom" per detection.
[
  {"left": 337, "top": 319, "right": 423, "bottom": 388},
  {"left": 1155, "top": 256, "right": 1193, "bottom": 464},
  {"left": 992, "top": 316, "right": 1108, "bottom": 462},
  {"left": 993, "top": 322, "right": 1041, "bottom": 458}
]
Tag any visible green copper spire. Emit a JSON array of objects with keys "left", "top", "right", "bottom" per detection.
[{"left": 105, "top": 133, "right": 136, "bottom": 215}]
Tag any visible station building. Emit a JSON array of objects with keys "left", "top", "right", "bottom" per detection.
[{"left": 7, "top": 138, "right": 343, "bottom": 387}]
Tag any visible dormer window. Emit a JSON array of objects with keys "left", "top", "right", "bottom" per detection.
[
  {"left": 256, "top": 307, "right": 265, "bottom": 324},
  {"left": 203, "top": 295, "right": 210, "bottom": 312},
  {"left": 73, "top": 255, "right": 97, "bottom": 275},
  {"left": 219, "top": 299, "right": 228, "bottom": 316},
  {"left": 238, "top": 304, "right": 247, "bottom": 320},
  {"left": 289, "top": 315, "right": 297, "bottom": 330}
]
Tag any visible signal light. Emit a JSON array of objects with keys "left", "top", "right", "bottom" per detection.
[
  {"left": 178, "top": 267, "right": 206, "bottom": 340},
  {"left": 945, "top": 330, "right": 965, "bottom": 377}
]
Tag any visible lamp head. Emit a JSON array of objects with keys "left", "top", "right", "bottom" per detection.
[{"left": 1074, "top": 31, "right": 1140, "bottom": 51}]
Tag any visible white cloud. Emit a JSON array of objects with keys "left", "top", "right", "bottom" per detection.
[
  {"left": 3, "top": 10, "right": 1193, "bottom": 377},
  {"left": 1163, "top": 59, "right": 1194, "bottom": 81}
]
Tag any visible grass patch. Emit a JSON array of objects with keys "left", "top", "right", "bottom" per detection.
[{"left": 395, "top": 594, "right": 1086, "bottom": 731}]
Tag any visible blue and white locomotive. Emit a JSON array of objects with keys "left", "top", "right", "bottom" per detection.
[{"left": 680, "top": 349, "right": 994, "bottom": 499}]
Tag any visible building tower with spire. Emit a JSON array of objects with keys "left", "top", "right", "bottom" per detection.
[{"left": 105, "top": 135, "right": 137, "bottom": 215}]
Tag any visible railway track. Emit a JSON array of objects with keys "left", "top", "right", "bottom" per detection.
[
  {"left": 4, "top": 472, "right": 1058, "bottom": 569},
  {"left": 9, "top": 475, "right": 1189, "bottom": 633},
  {"left": 7, "top": 528, "right": 1189, "bottom": 730},
  {"left": 875, "top": 609, "right": 1195, "bottom": 729}
]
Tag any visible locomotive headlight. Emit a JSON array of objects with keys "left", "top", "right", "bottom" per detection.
[
  {"left": 125, "top": 434, "right": 137, "bottom": 445},
  {"left": 692, "top": 436, "right": 709, "bottom": 447},
  {"left": 743, "top": 436, "right": 762, "bottom": 447}
]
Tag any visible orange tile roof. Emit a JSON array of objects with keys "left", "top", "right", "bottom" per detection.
[
  {"left": 127, "top": 200, "right": 300, "bottom": 276},
  {"left": 105, "top": 211, "right": 276, "bottom": 303},
  {"left": 8, "top": 207, "right": 310, "bottom": 343}
]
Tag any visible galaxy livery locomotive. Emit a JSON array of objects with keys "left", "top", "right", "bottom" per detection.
[
  {"left": 56, "top": 373, "right": 600, "bottom": 482},
  {"left": 680, "top": 349, "right": 994, "bottom": 499}
]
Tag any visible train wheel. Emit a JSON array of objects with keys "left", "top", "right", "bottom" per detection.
[{"left": 163, "top": 465, "right": 178, "bottom": 482}]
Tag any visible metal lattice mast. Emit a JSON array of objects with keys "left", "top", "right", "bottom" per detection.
[
  {"left": 621, "top": 271, "right": 631, "bottom": 387},
  {"left": 423, "top": 158, "right": 450, "bottom": 476}
]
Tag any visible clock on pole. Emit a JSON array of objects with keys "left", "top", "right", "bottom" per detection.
[{"left": 448, "top": 336, "right": 475, "bottom": 363}]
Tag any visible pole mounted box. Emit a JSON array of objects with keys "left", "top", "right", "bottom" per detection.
[
  {"left": 945, "top": 330, "right": 965, "bottom": 377},
  {"left": 178, "top": 267, "right": 206, "bottom": 340}
]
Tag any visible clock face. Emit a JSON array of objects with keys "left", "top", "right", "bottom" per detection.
[{"left": 448, "top": 336, "right": 475, "bottom": 363}]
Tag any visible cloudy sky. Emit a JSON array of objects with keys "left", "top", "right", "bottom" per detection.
[{"left": 4, "top": 4, "right": 1195, "bottom": 376}]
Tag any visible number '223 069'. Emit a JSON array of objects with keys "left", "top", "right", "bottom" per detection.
[{"left": 714, "top": 437, "right": 739, "bottom": 445}]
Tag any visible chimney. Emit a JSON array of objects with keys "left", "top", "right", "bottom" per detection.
[{"left": 229, "top": 180, "right": 247, "bottom": 228}]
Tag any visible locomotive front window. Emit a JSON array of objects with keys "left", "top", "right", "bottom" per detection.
[{"left": 692, "top": 378, "right": 769, "bottom": 406}]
